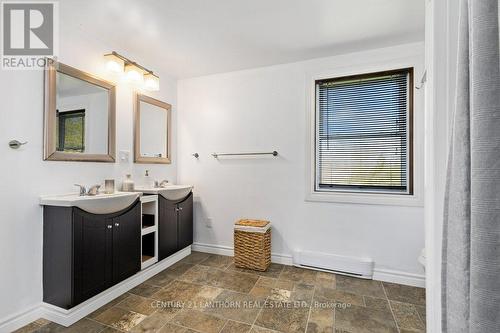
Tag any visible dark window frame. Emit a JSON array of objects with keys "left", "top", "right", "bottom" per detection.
[{"left": 314, "top": 68, "right": 414, "bottom": 195}]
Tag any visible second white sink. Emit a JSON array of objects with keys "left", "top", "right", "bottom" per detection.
[{"left": 135, "top": 184, "right": 193, "bottom": 201}]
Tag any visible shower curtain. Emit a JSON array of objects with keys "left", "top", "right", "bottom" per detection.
[{"left": 442, "top": 0, "right": 500, "bottom": 332}]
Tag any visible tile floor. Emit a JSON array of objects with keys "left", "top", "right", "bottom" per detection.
[{"left": 16, "top": 252, "right": 426, "bottom": 333}]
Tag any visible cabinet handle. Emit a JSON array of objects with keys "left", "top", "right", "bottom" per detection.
[
  {"left": 107, "top": 225, "right": 112, "bottom": 229},
  {"left": 115, "top": 223, "right": 120, "bottom": 227},
  {"left": 178, "top": 207, "right": 183, "bottom": 211}
]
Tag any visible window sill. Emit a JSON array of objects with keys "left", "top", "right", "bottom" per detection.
[{"left": 305, "top": 190, "right": 424, "bottom": 207}]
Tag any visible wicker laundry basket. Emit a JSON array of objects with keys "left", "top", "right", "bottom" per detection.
[{"left": 234, "top": 219, "right": 271, "bottom": 272}]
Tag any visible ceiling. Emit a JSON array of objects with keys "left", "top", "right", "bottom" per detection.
[{"left": 61, "top": 0, "right": 425, "bottom": 79}]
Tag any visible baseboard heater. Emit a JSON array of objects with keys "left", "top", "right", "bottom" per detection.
[{"left": 292, "top": 250, "right": 374, "bottom": 279}]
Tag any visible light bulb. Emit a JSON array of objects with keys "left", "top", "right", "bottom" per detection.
[
  {"left": 144, "top": 72, "right": 160, "bottom": 91},
  {"left": 125, "top": 64, "right": 144, "bottom": 84},
  {"left": 104, "top": 53, "right": 124, "bottom": 73}
]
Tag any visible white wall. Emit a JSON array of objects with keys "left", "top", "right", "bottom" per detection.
[
  {"left": 178, "top": 43, "right": 425, "bottom": 280},
  {"left": 0, "top": 25, "right": 177, "bottom": 325}
]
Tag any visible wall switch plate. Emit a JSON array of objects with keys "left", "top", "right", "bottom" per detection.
[
  {"left": 119, "top": 150, "right": 130, "bottom": 162},
  {"left": 206, "top": 217, "right": 213, "bottom": 228}
]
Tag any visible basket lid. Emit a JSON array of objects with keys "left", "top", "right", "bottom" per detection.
[{"left": 235, "top": 219, "right": 270, "bottom": 228}]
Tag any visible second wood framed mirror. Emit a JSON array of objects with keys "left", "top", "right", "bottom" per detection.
[{"left": 134, "top": 93, "right": 172, "bottom": 164}]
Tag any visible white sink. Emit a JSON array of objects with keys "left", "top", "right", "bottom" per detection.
[
  {"left": 135, "top": 185, "right": 193, "bottom": 201},
  {"left": 40, "top": 192, "right": 141, "bottom": 214}
]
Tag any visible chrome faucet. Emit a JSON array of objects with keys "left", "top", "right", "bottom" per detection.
[
  {"left": 74, "top": 184, "right": 86, "bottom": 196},
  {"left": 87, "top": 185, "right": 101, "bottom": 196},
  {"left": 154, "top": 180, "right": 169, "bottom": 188},
  {"left": 74, "top": 184, "right": 101, "bottom": 196}
]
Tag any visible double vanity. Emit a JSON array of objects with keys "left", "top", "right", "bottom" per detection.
[
  {"left": 38, "top": 58, "right": 186, "bottom": 311},
  {"left": 40, "top": 185, "right": 193, "bottom": 310}
]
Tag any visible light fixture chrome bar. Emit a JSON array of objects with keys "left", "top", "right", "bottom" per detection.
[
  {"left": 211, "top": 151, "right": 278, "bottom": 158},
  {"left": 105, "top": 51, "right": 156, "bottom": 75}
]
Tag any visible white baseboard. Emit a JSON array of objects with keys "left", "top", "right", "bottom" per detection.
[
  {"left": 192, "top": 242, "right": 293, "bottom": 265},
  {"left": 192, "top": 242, "right": 233, "bottom": 256},
  {"left": 0, "top": 304, "right": 44, "bottom": 333},
  {"left": 373, "top": 268, "right": 426, "bottom": 288},
  {"left": 193, "top": 242, "right": 425, "bottom": 288},
  {"left": 0, "top": 247, "right": 191, "bottom": 332}
]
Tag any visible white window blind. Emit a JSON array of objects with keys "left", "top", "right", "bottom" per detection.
[{"left": 315, "top": 68, "right": 413, "bottom": 194}]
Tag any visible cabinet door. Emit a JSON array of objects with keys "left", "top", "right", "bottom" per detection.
[
  {"left": 158, "top": 196, "right": 178, "bottom": 260},
  {"left": 112, "top": 201, "right": 141, "bottom": 284},
  {"left": 73, "top": 210, "right": 113, "bottom": 305},
  {"left": 177, "top": 193, "right": 193, "bottom": 251}
]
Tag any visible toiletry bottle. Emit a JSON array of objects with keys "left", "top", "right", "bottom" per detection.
[
  {"left": 105, "top": 179, "right": 115, "bottom": 194},
  {"left": 122, "top": 174, "right": 135, "bottom": 191},
  {"left": 144, "top": 170, "right": 153, "bottom": 187}
]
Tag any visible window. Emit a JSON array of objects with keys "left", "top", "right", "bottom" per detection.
[
  {"left": 315, "top": 68, "right": 413, "bottom": 195},
  {"left": 56, "top": 109, "right": 86, "bottom": 153}
]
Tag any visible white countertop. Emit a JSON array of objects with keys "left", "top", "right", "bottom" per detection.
[{"left": 40, "top": 191, "right": 141, "bottom": 214}]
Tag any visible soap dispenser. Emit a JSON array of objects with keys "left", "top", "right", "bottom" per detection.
[
  {"left": 122, "top": 174, "right": 135, "bottom": 191},
  {"left": 144, "top": 170, "right": 153, "bottom": 187}
]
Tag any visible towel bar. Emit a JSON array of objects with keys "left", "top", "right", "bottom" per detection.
[{"left": 211, "top": 151, "right": 278, "bottom": 158}]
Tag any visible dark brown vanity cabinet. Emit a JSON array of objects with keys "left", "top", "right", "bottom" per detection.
[
  {"left": 177, "top": 194, "right": 194, "bottom": 250},
  {"left": 43, "top": 200, "right": 141, "bottom": 309},
  {"left": 158, "top": 192, "right": 193, "bottom": 260}
]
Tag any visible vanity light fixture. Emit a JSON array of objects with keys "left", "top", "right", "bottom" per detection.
[{"left": 104, "top": 51, "right": 160, "bottom": 91}]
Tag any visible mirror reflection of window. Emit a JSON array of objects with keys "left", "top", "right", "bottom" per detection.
[
  {"left": 56, "top": 109, "right": 85, "bottom": 152},
  {"left": 139, "top": 101, "right": 168, "bottom": 158},
  {"left": 55, "top": 71, "right": 109, "bottom": 155}
]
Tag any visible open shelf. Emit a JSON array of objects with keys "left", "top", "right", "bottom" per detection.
[
  {"left": 141, "top": 232, "right": 157, "bottom": 269},
  {"left": 141, "top": 200, "right": 157, "bottom": 227},
  {"left": 142, "top": 214, "right": 155, "bottom": 228},
  {"left": 142, "top": 232, "right": 155, "bottom": 257},
  {"left": 142, "top": 255, "right": 153, "bottom": 263},
  {"left": 140, "top": 195, "right": 158, "bottom": 270}
]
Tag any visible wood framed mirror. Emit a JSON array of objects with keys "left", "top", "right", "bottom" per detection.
[
  {"left": 134, "top": 93, "right": 172, "bottom": 164},
  {"left": 44, "top": 61, "right": 116, "bottom": 162}
]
